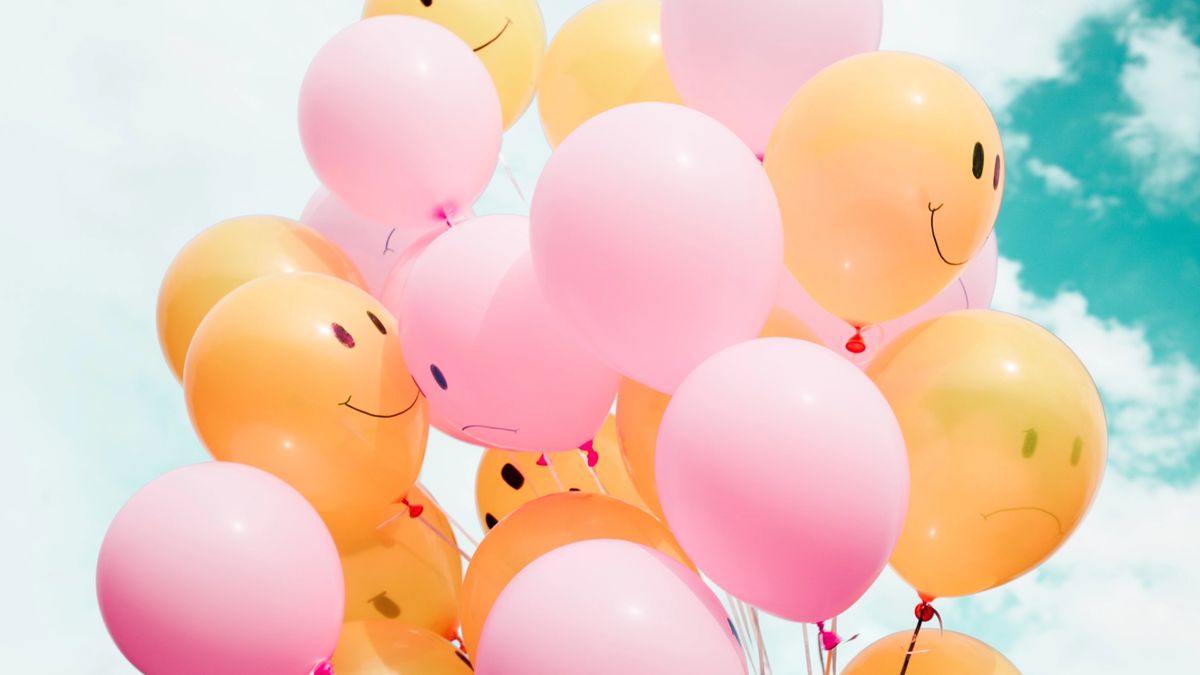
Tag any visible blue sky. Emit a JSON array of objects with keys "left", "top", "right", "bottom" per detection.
[{"left": 0, "top": 1, "right": 1196, "bottom": 672}]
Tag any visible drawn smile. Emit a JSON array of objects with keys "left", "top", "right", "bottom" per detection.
[
  {"left": 462, "top": 423, "right": 519, "bottom": 434},
  {"left": 929, "top": 203, "right": 968, "bottom": 266},
  {"left": 981, "top": 506, "right": 1064, "bottom": 534},
  {"left": 339, "top": 391, "right": 421, "bottom": 419},
  {"left": 474, "top": 18, "right": 511, "bottom": 52}
]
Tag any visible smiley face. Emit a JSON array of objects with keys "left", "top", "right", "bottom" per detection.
[
  {"left": 184, "top": 272, "right": 429, "bottom": 512},
  {"left": 765, "top": 52, "right": 1005, "bottom": 326},
  {"left": 392, "top": 215, "right": 619, "bottom": 453},
  {"left": 868, "top": 310, "right": 1106, "bottom": 598},
  {"left": 363, "top": 0, "right": 546, "bottom": 129}
]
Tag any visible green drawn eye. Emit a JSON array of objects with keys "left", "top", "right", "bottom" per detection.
[
  {"left": 1070, "top": 437, "right": 1083, "bottom": 466},
  {"left": 1021, "top": 428, "right": 1038, "bottom": 458}
]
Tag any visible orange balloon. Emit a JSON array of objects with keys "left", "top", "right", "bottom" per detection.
[
  {"left": 322, "top": 487, "right": 462, "bottom": 639},
  {"left": 616, "top": 307, "right": 821, "bottom": 517},
  {"left": 156, "top": 215, "right": 363, "bottom": 382},
  {"left": 843, "top": 629, "right": 1020, "bottom": 675},
  {"left": 765, "top": 52, "right": 1004, "bottom": 326},
  {"left": 868, "top": 311, "right": 1106, "bottom": 598},
  {"left": 538, "top": 0, "right": 681, "bottom": 147},
  {"left": 333, "top": 621, "right": 474, "bottom": 675},
  {"left": 184, "top": 273, "right": 428, "bottom": 512},
  {"left": 475, "top": 415, "right": 650, "bottom": 531},
  {"left": 459, "top": 492, "right": 691, "bottom": 654}
]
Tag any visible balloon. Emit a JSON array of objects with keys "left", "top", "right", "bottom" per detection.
[
  {"left": 334, "top": 622, "right": 474, "bottom": 675},
  {"left": 97, "top": 463, "right": 343, "bottom": 675},
  {"left": 299, "top": 16, "right": 502, "bottom": 225},
  {"left": 185, "top": 273, "right": 429, "bottom": 512},
  {"left": 538, "top": 0, "right": 681, "bottom": 147},
  {"left": 774, "top": 232, "right": 1000, "bottom": 363},
  {"left": 392, "top": 215, "right": 619, "bottom": 452},
  {"left": 300, "top": 188, "right": 469, "bottom": 296},
  {"left": 764, "top": 52, "right": 1004, "bottom": 326},
  {"left": 661, "top": 0, "right": 882, "bottom": 156},
  {"left": 843, "top": 630, "right": 1020, "bottom": 675},
  {"left": 363, "top": 0, "right": 545, "bottom": 129},
  {"left": 476, "top": 539, "right": 745, "bottom": 675},
  {"left": 460, "top": 492, "right": 691, "bottom": 654},
  {"left": 616, "top": 306, "right": 821, "bottom": 517},
  {"left": 156, "top": 215, "right": 363, "bottom": 382},
  {"left": 530, "top": 102, "right": 783, "bottom": 393},
  {"left": 656, "top": 338, "right": 909, "bottom": 622},
  {"left": 320, "top": 487, "right": 462, "bottom": 639},
  {"left": 476, "top": 415, "right": 651, "bottom": 531},
  {"left": 867, "top": 311, "right": 1106, "bottom": 598}
]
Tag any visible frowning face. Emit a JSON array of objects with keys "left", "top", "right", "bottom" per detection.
[
  {"left": 184, "top": 273, "right": 428, "bottom": 512},
  {"left": 363, "top": 0, "right": 545, "bottom": 128}
]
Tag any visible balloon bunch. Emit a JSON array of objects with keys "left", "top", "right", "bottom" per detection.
[{"left": 98, "top": 2, "right": 1107, "bottom": 674}]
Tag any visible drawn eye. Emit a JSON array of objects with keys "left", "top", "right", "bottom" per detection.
[
  {"left": 1021, "top": 428, "right": 1038, "bottom": 458},
  {"left": 993, "top": 154, "right": 1002, "bottom": 190},
  {"left": 332, "top": 323, "right": 355, "bottom": 348},
  {"left": 430, "top": 364, "right": 448, "bottom": 390},
  {"left": 368, "top": 591, "right": 400, "bottom": 619},
  {"left": 1070, "top": 437, "right": 1083, "bottom": 466},
  {"left": 972, "top": 142, "right": 985, "bottom": 179},
  {"left": 484, "top": 513, "right": 498, "bottom": 529},
  {"left": 501, "top": 463, "right": 525, "bottom": 490},
  {"left": 367, "top": 311, "right": 387, "bottom": 335},
  {"left": 420, "top": 0, "right": 433, "bottom": 6}
]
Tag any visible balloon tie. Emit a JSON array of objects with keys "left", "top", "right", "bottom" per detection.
[
  {"left": 816, "top": 620, "right": 858, "bottom": 653},
  {"left": 580, "top": 440, "right": 599, "bottom": 467},
  {"left": 536, "top": 453, "right": 548, "bottom": 466},
  {"left": 845, "top": 326, "right": 867, "bottom": 354},
  {"left": 898, "top": 600, "right": 942, "bottom": 675},
  {"left": 311, "top": 660, "right": 333, "bottom": 675},
  {"left": 397, "top": 496, "right": 424, "bottom": 518}
]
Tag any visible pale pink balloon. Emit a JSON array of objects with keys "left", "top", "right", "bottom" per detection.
[
  {"left": 662, "top": 0, "right": 883, "bottom": 156},
  {"left": 656, "top": 338, "right": 908, "bottom": 622},
  {"left": 391, "top": 215, "right": 619, "bottom": 452},
  {"left": 530, "top": 102, "right": 782, "bottom": 394},
  {"left": 476, "top": 539, "right": 746, "bottom": 675},
  {"left": 299, "top": 16, "right": 502, "bottom": 225},
  {"left": 96, "top": 462, "right": 344, "bottom": 675},
  {"left": 775, "top": 232, "right": 999, "bottom": 364}
]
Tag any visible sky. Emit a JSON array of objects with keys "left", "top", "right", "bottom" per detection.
[{"left": 0, "top": 0, "right": 1196, "bottom": 672}]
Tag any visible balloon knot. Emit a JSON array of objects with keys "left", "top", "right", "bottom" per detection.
[
  {"left": 580, "top": 440, "right": 599, "bottom": 467},
  {"left": 536, "top": 453, "right": 548, "bottom": 466},
  {"left": 815, "top": 620, "right": 857, "bottom": 651},
  {"left": 400, "top": 497, "right": 423, "bottom": 518},
  {"left": 914, "top": 601, "right": 940, "bottom": 624},
  {"left": 311, "top": 660, "right": 333, "bottom": 675},
  {"left": 845, "top": 326, "right": 866, "bottom": 354}
]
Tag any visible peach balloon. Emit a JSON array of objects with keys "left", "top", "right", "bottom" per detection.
[
  {"left": 156, "top": 215, "right": 363, "bottom": 382},
  {"left": 475, "top": 415, "right": 651, "bottom": 531},
  {"left": 320, "top": 487, "right": 462, "bottom": 639},
  {"left": 843, "top": 630, "right": 1020, "bottom": 675},
  {"left": 868, "top": 311, "right": 1106, "bottom": 598},
  {"left": 459, "top": 492, "right": 691, "bottom": 654},
  {"left": 765, "top": 52, "right": 1004, "bottom": 326},
  {"left": 185, "top": 273, "right": 428, "bottom": 512},
  {"left": 333, "top": 621, "right": 474, "bottom": 675}
]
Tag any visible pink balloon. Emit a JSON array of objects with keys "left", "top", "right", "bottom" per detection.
[
  {"left": 656, "top": 338, "right": 908, "bottom": 622},
  {"left": 530, "top": 102, "right": 782, "bottom": 394},
  {"left": 96, "top": 462, "right": 344, "bottom": 675},
  {"left": 476, "top": 539, "right": 746, "bottom": 675},
  {"left": 661, "top": 0, "right": 883, "bottom": 156},
  {"left": 775, "top": 232, "right": 999, "bottom": 364},
  {"left": 299, "top": 16, "right": 502, "bottom": 225},
  {"left": 390, "top": 215, "right": 619, "bottom": 452}
]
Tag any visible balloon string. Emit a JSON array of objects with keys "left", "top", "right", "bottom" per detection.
[
  {"left": 414, "top": 510, "right": 473, "bottom": 563},
  {"left": 724, "top": 592, "right": 756, "bottom": 672},
  {"left": 578, "top": 444, "right": 608, "bottom": 495},
  {"left": 750, "top": 606, "right": 773, "bottom": 674},
  {"left": 897, "top": 617, "right": 924, "bottom": 675},
  {"left": 802, "top": 623, "right": 815, "bottom": 675},
  {"left": 498, "top": 153, "right": 527, "bottom": 203},
  {"left": 734, "top": 598, "right": 762, "bottom": 673},
  {"left": 898, "top": 601, "right": 941, "bottom": 675},
  {"left": 416, "top": 481, "right": 480, "bottom": 550},
  {"left": 542, "top": 453, "right": 565, "bottom": 492},
  {"left": 832, "top": 616, "right": 839, "bottom": 675}
]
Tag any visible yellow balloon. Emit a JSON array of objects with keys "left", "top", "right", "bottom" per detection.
[
  {"left": 363, "top": 0, "right": 545, "bottom": 129},
  {"left": 333, "top": 621, "right": 474, "bottom": 675},
  {"left": 538, "top": 0, "right": 681, "bottom": 147},
  {"left": 843, "top": 630, "right": 1020, "bottom": 675},
  {"left": 156, "top": 215, "right": 363, "bottom": 382},
  {"left": 459, "top": 492, "right": 691, "bottom": 654},
  {"left": 184, "top": 273, "right": 429, "bottom": 512},
  {"left": 867, "top": 310, "right": 1106, "bottom": 598},
  {"left": 322, "top": 488, "right": 463, "bottom": 639},
  {"left": 765, "top": 52, "right": 1004, "bottom": 326},
  {"left": 616, "top": 307, "right": 821, "bottom": 518},
  {"left": 475, "top": 415, "right": 651, "bottom": 531}
]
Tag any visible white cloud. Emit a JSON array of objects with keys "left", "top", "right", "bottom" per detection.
[
  {"left": 1114, "top": 18, "right": 1200, "bottom": 206},
  {"left": 1026, "top": 158, "right": 1083, "bottom": 192},
  {"left": 881, "top": 0, "right": 1134, "bottom": 113}
]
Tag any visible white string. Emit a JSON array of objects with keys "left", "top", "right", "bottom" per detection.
[
  {"left": 802, "top": 623, "right": 814, "bottom": 675},
  {"left": 498, "top": 153, "right": 527, "bottom": 203},
  {"left": 724, "top": 592, "right": 757, "bottom": 673},
  {"left": 416, "top": 481, "right": 480, "bottom": 550}
]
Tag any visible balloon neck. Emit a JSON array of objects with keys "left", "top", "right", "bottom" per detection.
[
  {"left": 579, "top": 440, "right": 599, "bottom": 467},
  {"left": 398, "top": 496, "right": 423, "bottom": 518},
  {"left": 815, "top": 620, "right": 856, "bottom": 651},
  {"left": 845, "top": 326, "right": 867, "bottom": 354},
  {"left": 311, "top": 660, "right": 333, "bottom": 675}
]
